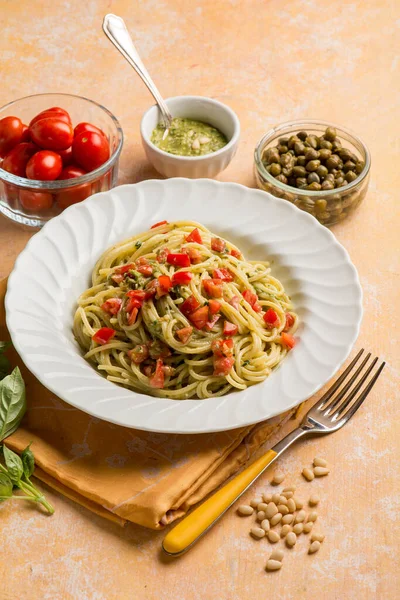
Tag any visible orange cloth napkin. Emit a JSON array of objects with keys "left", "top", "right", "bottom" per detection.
[{"left": 1, "top": 278, "right": 298, "bottom": 529}]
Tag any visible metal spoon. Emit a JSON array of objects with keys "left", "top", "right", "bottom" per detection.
[{"left": 102, "top": 14, "right": 173, "bottom": 130}]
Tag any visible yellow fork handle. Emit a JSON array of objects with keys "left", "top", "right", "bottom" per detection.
[{"left": 162, "top": 448, "right": 277, "bottom": 556}]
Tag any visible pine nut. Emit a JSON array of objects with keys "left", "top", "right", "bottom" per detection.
[
  {"left": 265, "top": 502, "right": 278, "bottom": 519},
  {"left": 238, "top": 505, "right": 253, "bottom": 516},
  {"left": 282, "top": 486, "right": 296, "bottom": 493},
  {"left": 270, "top": 549, "right": 284, "bottom": 562},
  {"left": 250, "top": 497, "right": 263, "bottom": 508},
  {"left": 308, "top": 511, "right": 318, "bottom": 522},
  {"left": 286, "top": 532, "right": 297, "bottom": 547},
  {"left": 311, "top": 532, "right": 325, "bottom": 543},
  {"left": 261, "top": 519, "right": 270, "bottom": 532},
  {"left": 266, "top": 559, "right": 282, "bottom": 571},
  {"left": 294, "top": 497, "right": 304, "bottom": 510},
  {"left": 271, "top": 471, "right": 285, "bottom": 485},
  {"left": 270, "top": 513, "right": 283, "bottom": 526},
  {"left": 278, "top": 504, "right": 289, "bottom": 515},
  {"left": 280, "top": 524, "right": 292, "bottom": 537},
  {"left": 257, "top": 502, "right": 269, "bottom": 512},
  {"left": 272, "top": 493, "right": 281, "bottom": 504},
  {"left": 191, "top": 138, "right": 200, "bottom": 150},
  {"left": 309, "top": 494, "right": 320, "bottom": 506},
  {"left": 257, "top": 510, "right": 266, "bottom": 521},
  {"left": 293, "top": 523, "right": 304, "bottom": 535},
  {"left": 303, "top": 522, "right": 314, "bottom": 533},
  {"left": 302, "top": 467, "right": 315, "bottom": 481},
  {"left": 281, "top": 490, "right": 294, "bottom": 499},
  {"left": 262, "top": 492, "right": 272, "bottom": 503},
  {"left": 282, "top": 514, "right": 294, "bottom": 525},
  {"left": 287, "top": 498, "right": 296, "bottom": 513},
  {"left": 314, "top": 466, "right": 330, "bottom": 477},
  {"left": 309, "top": 540, "right": 321, "bottom": 554},
  {"left": 313, "top": 457, "right": 328, "bottom": 468},
  {"left": 267, "top": 530, "right": 280, "bottom": 543},
  {"left": 250, "top": 526, "right": 265, "bottom": 539},
  {"left": 199, "top": 136, "right": 211, "bottom": 145},
  {"left": 294, "top": 510, "right": 306, "bottom": 524},
  {"left": 278, "top": 495, "right": 288, "bottom": 505}
]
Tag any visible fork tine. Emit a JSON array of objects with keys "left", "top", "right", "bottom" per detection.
[
  {"left": 318, "top": 349, "right": 365, "bottom": 410},
  {"left": 332, "top": 356, "right": 378, "bottom": 419},
  {"left": 335, "top": 361, "right": 385, "bottom": 426},
  {"left": 323, "top": 352, "right": 371, "bottom": 415}
]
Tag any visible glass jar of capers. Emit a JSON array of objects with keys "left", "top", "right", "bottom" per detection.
[{"left": 254, "top": 120, "right": 370, "bottom": 226}]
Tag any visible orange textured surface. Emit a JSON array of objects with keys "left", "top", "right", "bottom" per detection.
[{"left": 1, "top": 1, "right": 399, "bottom": 599}]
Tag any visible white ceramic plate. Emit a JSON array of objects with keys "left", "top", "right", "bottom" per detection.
[{"left": 5, "top": 179, "right": 362, "bottom": 433}]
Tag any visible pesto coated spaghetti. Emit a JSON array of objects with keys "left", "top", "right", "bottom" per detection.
[{"left": 73, "top": 221, "right": 298, "bottom": 400}]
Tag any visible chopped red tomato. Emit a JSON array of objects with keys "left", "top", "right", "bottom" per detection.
[
  {"left": 211, "top": 237, "right": 226, "bottom": 253},
  {"left": 125, "top": 292, "right": 144, "bottom": 313},
  {"left": 242, "top": 289, "right": 262, "bottom": 313},
  {"left": 115, "top": 263, "right": 134, "bottom": 275},
  {"left": 230, "top": 248, "right": 242, "bottom": 259},
  {"left": 281, "top": 332, "right": 296, "bottom": 349},
  {"left": 171, "top": 271, "right": 193, "bottom": 286},
  {"left": 203, "top": 278, "right": 223, "bottom": 298},
  {"left": 229, "top": 296, "right": 241, "bottom": 310},
  {"left": 205, "top": 314, "right": 220, "bottom": 331},
  {"left": 156, "top": 275, "right": 172, "bottom": 297},
  {"left": 92, "top": 327, "right": 115, "bottom": 345},
  {"left": 144, "top": 279, "right": 158, "bottom": 300},
  {"left": 208, "top": 299, "right": 221, "bottom": 315},
  {"left": 156, "top": 248, "right": 169, "bottom": 263},
  {"left": 263, "top": 308, "right": 279, "bottom": 329},
  {"left": 111, "top": 273, "right": 124, "bottom": 284},
  {"left": 149, "top": 359, "right": 165, "bottom": 388},
  {"left": 211, "top": 338, "right": 234, "bottom": 357},
  {"left": 148, "top": 340, "right": 171, "bottom": 359},
  {"left": 185, "top": 228, "right": 203, "bottom": 244},
  {"left": 189, "top": 306, "right": 209, "bottom": 330},
  {"left": 176, "top": 326, "right": 193, "bottom": 343},
  {"left": 135, "top": 258, "right": 153, "bottom": 277},
  {"left": 180, "top": 295, "right": 200, "bottom": 317},
  {"left": 151, "top": 220, "right": 168, "bottom": 229},
  {"left": 213, "top": 268, "right": 233, "bottom": 282},
  {"left": 101, "top": 298, "right": 122, "bottom": 315},
  {"left": 187, "top": 247, "right": 202, "bottom": 264},
  {"left": 126, "top": 290, "right": 146, "bottom": 302},
  {"left": 213, "top": 356, "right": 234, "bottom": 377},
  {"left": 284, "top": 313, "right": 295, "bottom": 331},
  {"left": 167, "top": 253, "right": 191, "bottom": 268},
  {"left": 128, "top": 344, "right": 149, "bottom": 363},
  {"left": 128, "top": 307, "right": 139, "bottom": 325},
  {"left": 223, "top": 321, "right": 238, "bottom": 336}
]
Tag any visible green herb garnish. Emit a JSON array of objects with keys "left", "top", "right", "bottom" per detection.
[
  {"left": 135, "top": 241, "right": 142, "bottom": 249},
  {"left": 242, "top": 360, "right": 250, "bottom": 367}
]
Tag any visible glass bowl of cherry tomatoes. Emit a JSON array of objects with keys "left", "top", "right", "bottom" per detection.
[{"left": 0, "top": 93, "right": 123, "bottom": 227}]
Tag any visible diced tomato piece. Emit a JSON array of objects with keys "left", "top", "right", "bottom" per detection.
[
  {"left": 213, "top": 268, "right": 233, "bottom": 282},
  {"left": 171, "top": 271, "right": 193, "bottom": 286},
  {"left": 151, "top": 220, "right": 168, "bottom": 229},
  {"left": 208, "top": 299, "right": 221, "bottom": 315},
  {"left": 242, "top": 289, "right": 262, "bottom": 312},
  {"left": 156, "top": 248, "right": 170, "bottom": 263},
  {"left": 284, "top": 313, "right": 295, "bottom": 331},
  {"left": 149, "top": 359, "right": 165, "bottom": 388},
  {"left": 211, "top": 338, "right": 234, "bottom": 357},
  {"left": 144, "top": 279, "right": 158, "bottom": 300},
  {"left": 230, "top": 248, "right": 242, "bottom": 259},
  {"left": 229, "top": 296, "right": 241, "bottom": 310},
  {"left": 211, "top": 237, "right": 226, "bottom": 253},
  {"left": 167, "top": 253, "right": 191, "bottom": 268},
  {"left": 92, "top": 327, "right": 115, "bottom": 345},
  {"left": 101, "top": 298, "right": 122, "bottom": 315},
  {"left": 205, "top": 314, "right": 220, "bottom": 331},
  {"left": 128, "top": 344, "right": 149, "bottom": 364},
  {"left": 263, "top": 308, "right": 280, "bottom": 329},
  {"left": 115, "top": 263, "right": 134, "bottom": 275},
  {"left": 188, "top": 247, "right": 202, "bottom": 264},
  {"left": 213, "top": 356, "right": 234, "bottom": 377},
  {"left": 281, "top": 332, "right": 296, "bottom": 349},
  {"left": 203, "top": 278, "right": 223, "bottom": 298},
  {"left": 126, "top": 290, "right": 146, "bottom": 302},
  {"left": 136, "top": 259, "right": 153, "bottom": 277},
  {"left": 223, "top": 321, "right": 238, "bottom": 336},
  {"left": 185, "top": 228, "right": 203, "bottom": 244},
  {"left": 128, "top": 307, "right": 139, "bottom": 325},
  {"left": 176, "top": 326, "right": 193, "bottom": 343},
  {"left": 189, "top": 306, "right": 209, "bottom": 330},
  {"left": 111, "top": 273, "right": 124, "bottom": 284},
  {"left": 126, "top": 297, "right": 142, "bottom": 313},
  {"left": 148, "top": 340, "right": 171, "bottom": 359},
  {"left": 156, "top": 275, "right": 172, "bottom": 297},
  {"left": 180, "top": 295, "right": 200, "bottom": 317}
]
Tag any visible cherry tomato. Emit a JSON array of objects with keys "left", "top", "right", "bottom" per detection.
[
  {"left": 0, "top": 116, "right": 24, "bottom": 157},
  {"left": 58, "top": 146, "right": 73, "bottom": 166},
  {"left": 211, "top": 237, "right": 226, "bottom": 253},
  {"left": 26, "top": 150, "right": 63, "bottom": 181},
  {"left": 180, "top": 295, "right": 200, "bottom": 317},
  {"left": 20, "top": 190, "right": 53, "bottom": 212},
  {"left": 2, "top": 182, "right": 19, "bottom": 209},
  {"left": 74, "top": 122, "right": 106, "bottom": 138},
  {"left": 29, "top": 107, "right": 71, "bottom": 127},
  {"left": 203, "top": 278, "right": 223, "bottom": 298},
  {"left": 56, "top": 182, "right": 92, "bottom": 210},
  {"left": 57, "top": 164, "right": 87, "bottom": 179},
  {"left": 189, "top": 306, "right": 209, "bottom": 330},
  {"left": 2, "top": 143, "right": 38, "bottom": 177},
  {"left": 166, "top": 253, "right": 190, "bottom": 267},
  {"left": 29, "top": 118, "right": 74, "bottom": 151},
  {"left": 72, "top": 131, "right": 110, "bottom": 172},
  {"left": 20, "top": 124, "right": 31, "bottom": 142}
]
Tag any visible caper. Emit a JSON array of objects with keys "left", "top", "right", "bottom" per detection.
[
  {"left": 298, "top": 183, "right": 308, "bottom": 190},
  {"left": 278, "top": 137, "right": 289, "bottom": 146},
  {"left": 282, "top": 167, "right": 293, "bottom": 177},
  {"left": 268, "top": 162, "right": 282, "bottom": 176},
  {"left": 325, "top": 173, "right": 335, "bottom": 182},
  {"left": 355, "top": 160, "right": 365, "bottom": 174},
  {"left": 263, "top": 147, "right": 280, "bottom": 164},
  {"left": 306, "top": 159, "right": 320, "bottom": 172},
  {"left": 307, "top": 172, "right": 320, "bottom": 184},
  {"left": 337, "top": 159, "right": 344, "bottom": 170},
  {"left": 315, "top": 198, "right": 328, "bottom": 211},
  {"left": 306, "top": 182, "right": 322, "bottom": 191},
  {"left": 280, "top": 153, "right": 293, "bottom": 167},
  {"left": 338, "top": 148, "right": 352, "bottom": 162},
  {"left": 305, "top": 135, "right": 318, "bottom": 149},
  {"left": 320, "top": 139, "right": 333, "bottom": 150},
  {"left": 326, "top": 155, "right": 341, "bottom": 171},
  {"left": 287, "top": 149, "right": 295, "bottom": 156},
  {"left": 305, "top": 148, "right": 319, "bottom": 161},
  {"left": 292, "top": 165, "right": 307, "bottom": 178},
  {"left": 297, "top": 130, "right": 308, "bottom": 141},
  {"left": 335, "top": 169, "right": 345, "bottom": 179},
  {"left": 331, "top": 140, "right": 342, "bottom": 153},
  {"left": 318, "top": 148, "right": 332, "bottom": 161},
  {"left": 296, "top": 177, "right": 308, "bottom": 187},
  {"left": 335, "top": 176, "right": 345, "bottom": 186},
  {"left": 315, "top": 165, "right": 328, "bottom": 179},
  {"left": 287, "top": 135, "right": 300, "bottom": 149},
  {"left": 294, "top": 141, "right": 305, "bottom": 155},
  {"left": 277, "top": 144, "right": 288, "bottom": 154},
  {"left": 296, "top": 155, "right": 306, "bottom": 166},
  {"left": 345, "top": 170, "right": 357, "bottom": 183},
  {"left": 343, "top": 160, "right": 356, "bottom": 173},
  {"left": 325, "top": 127, "right": 337, "bottom": 141},
  {"left": 321, "top": 180, "right": 334, "bottom": 190},
  {"left": 275, "top": 174, "right": 288, "bottom": 184}
]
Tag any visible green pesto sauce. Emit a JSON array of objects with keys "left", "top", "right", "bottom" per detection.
[{"left": 151, "top": 117, "right": 228, "bottom": 157}]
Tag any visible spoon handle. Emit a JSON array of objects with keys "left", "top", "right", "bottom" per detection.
[{"left": 102, "top": 14, "right": 173, "bottom": 127}]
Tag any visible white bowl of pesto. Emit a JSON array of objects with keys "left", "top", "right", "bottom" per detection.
[{"left": 140, "top": 96, "right": 240, "bottom": 178}]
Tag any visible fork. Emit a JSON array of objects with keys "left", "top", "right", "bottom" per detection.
[{"left": 162, "top": 349, "right": 385, "bottom": 556}]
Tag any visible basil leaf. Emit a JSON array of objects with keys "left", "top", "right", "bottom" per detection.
[
  {"left": 3, "top": 444, "right": 23, "bottom": 483},
  {"left": 21, "top": 443, "right": 35, "bottom": 479},
  {"left": 0, "top": 472, "right": 13, "bottom": 499},
  {"left": 0, "top": 367, "right": 26, "bottom": 442}
]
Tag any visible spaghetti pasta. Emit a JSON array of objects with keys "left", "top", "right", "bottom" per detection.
[{"left": 73, "top": 221, "right": 298, "bottom": 399}]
